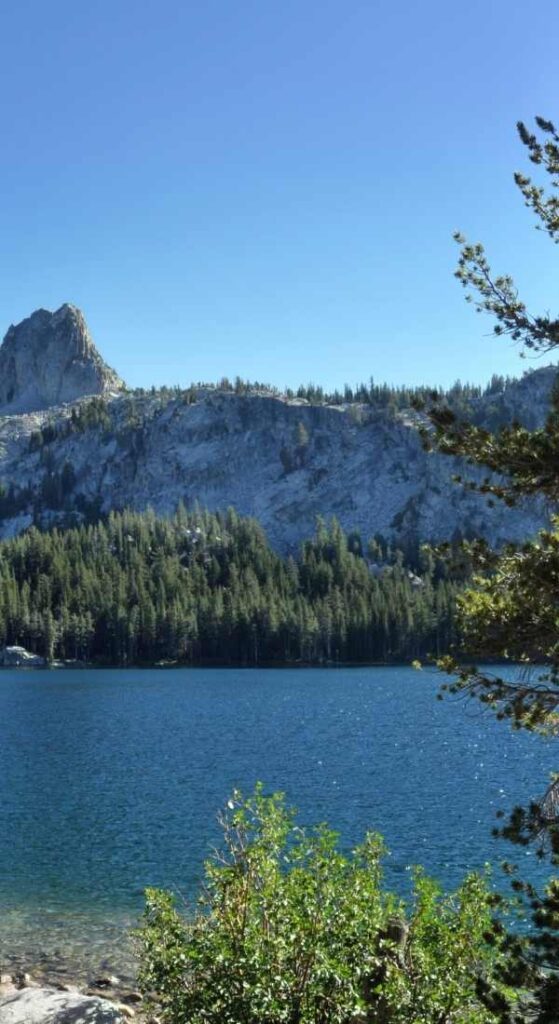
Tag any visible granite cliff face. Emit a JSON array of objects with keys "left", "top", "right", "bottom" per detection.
[
  {"left": 0, "top": 305, "right": 554, "bottom": 551},
  {"left": 0, "top": 304, "right": 124, "bottom": 413}
]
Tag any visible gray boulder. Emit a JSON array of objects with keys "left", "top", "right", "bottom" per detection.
[
  {"left": 0, "top": 986, "right": 123, "bottom": 1022},
  {"left": 0, "top": 646, "right": 45, "bottom": 667},
  {"left": 0, "top": 304, "right": 124, "bottom": 414}
]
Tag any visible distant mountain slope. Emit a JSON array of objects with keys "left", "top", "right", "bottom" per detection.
[{"left": 0, "top": 305, "right": 554, "bottom": 550}]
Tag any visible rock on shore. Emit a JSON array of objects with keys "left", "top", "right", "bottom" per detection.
[
  {"left": 0, "top": 986, "right": 124, "bottom": 1022},
  {"left": 0, "top": 646, "right": 45, "bottom": 667}
]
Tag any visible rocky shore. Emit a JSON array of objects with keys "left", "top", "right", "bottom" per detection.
[{"left": 0, "top": 969, "right": 150, "bottom": 1023}]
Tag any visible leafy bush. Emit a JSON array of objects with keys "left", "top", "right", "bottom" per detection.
[{"left": 137, "top": 785, "right": 515, "bottom": 1023}]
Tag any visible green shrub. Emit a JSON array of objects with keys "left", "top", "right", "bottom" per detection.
[{"left": 136, "top": 785, "right": 515, "bottom": 1023}]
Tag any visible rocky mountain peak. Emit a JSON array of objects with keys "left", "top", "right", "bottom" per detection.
[{"left": 0, "top": 304, "right": 125, "bottom": 413}]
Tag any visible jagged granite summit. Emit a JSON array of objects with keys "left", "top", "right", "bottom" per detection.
[{"left": 0, "top": 304, "right": 124, "bottom": 413}]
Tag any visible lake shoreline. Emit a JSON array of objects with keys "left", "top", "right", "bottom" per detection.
[
  {"left": 1, "top": 926, "right": 143, "bottom": 1019},
  {"left": 0, "top": 664, "right": 552, "bottom": 1011},
  {"left": 1, "top": 656, "right": 424, "bottom": 669},
  {"left": 0, "top": 656, "right": 520, "bottom": 671},
  {"left": 0, "top": 968, "right": 147, "bottom": 1022}
]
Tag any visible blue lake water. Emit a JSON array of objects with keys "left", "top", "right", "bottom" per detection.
[{"left": 0, "top": 665, "right": 555, "bottom": 979}]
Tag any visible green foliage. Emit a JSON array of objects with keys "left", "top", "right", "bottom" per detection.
[
  {"left": 295, "top": 420, "right": 311, "bottom": 466},
  {"left": 68, "top": 396, "right": 112, "bottom": 433},
  {"left": 0, "top": 481, "right": 34, "bottom": 519},
  {"left": 436, "top": 523, "right": 559, "bottom": 731},
  {"left": 137, "top": 786, "right": 512, "bottom": 1024},
  {"left": 0, "top": 507, "right": 459, "bottom": 665},
  {"left": 27, "top": 398, "right": 113, "bottom": 453},
  {"left": 426, "top": 117, "right": 559, "bottom": 729}
]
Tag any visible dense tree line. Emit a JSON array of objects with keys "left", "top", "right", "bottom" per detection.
[{"left": 0, "top": 507, "right": 459, "bottom": 666}]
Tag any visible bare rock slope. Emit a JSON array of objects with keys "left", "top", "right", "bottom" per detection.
[
  {"left": 0, "top": 305, "right": 554, "bottom": 551},
  {"left": 0, "top": 304, "right": 124, "bottom": 414}
]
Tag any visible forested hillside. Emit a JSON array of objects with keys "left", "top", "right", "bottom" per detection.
[{"left": 0, "top": 507, "right": 460, "bottom": 666}]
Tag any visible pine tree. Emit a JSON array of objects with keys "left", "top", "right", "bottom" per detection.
[{"left": 425, "top": 116, "right": 559, "bottom": 1022}]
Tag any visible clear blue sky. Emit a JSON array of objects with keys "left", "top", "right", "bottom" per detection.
[{"left": 1, "top": 0, "right": 558, "bottom": 391}]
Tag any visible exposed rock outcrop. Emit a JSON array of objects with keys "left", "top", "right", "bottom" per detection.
[
  {"left": 0, "top": 305, "right": 124, "bottom": 414},
  {"left": 0, "top": 304, "right": 555, "bottom": 552},
  {"left": 0, "top": 374, "right": 551, "bottom": 552},
  {"left": 0, "top": 646, "right": 45, "bottom": 667},
  {"left": 0, "top": 986, "right": 124, "bottom": 1022}
]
